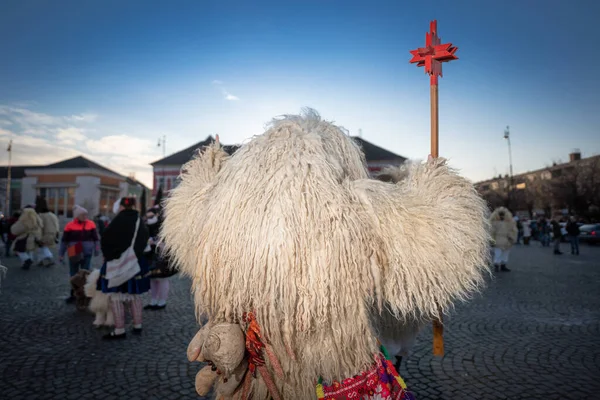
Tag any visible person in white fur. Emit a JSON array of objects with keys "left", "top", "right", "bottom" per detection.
[
  {"left": 163, "top": 110, "right": 490, "bottom": 399},
  {"left": 84, "top": 269, "right": 114, "bottom": 327},
  {"left": 490, "top": 207, "right": 518, "bottom": 272},
  {"left": 35, "top": 196, "right": 59, "bottom": 267},
  {"left": 10, "top": 206, "right": 43, "bottom": 270}
]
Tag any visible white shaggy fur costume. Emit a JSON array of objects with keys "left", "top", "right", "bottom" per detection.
[
  {"left": 163, "top": 110, "right": 490, "bottom": 399},
  {"left": 490, "top": 207, "right": 518, "bottom": 269},
  {"left": 84, "top": 269, "right": 114, "bottom": 327}
]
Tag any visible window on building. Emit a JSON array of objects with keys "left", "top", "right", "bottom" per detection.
[
  {"left": 36, "top": 187, "right": 74, "bottom": 217},
  {"left": 541, "top": 171, "right": 552, "bottom": 180},
  {"left": 10, "top": 190, "right": 21, "bottom": 214},
  {"left": 47, "top": 188, "right": 57, "bottom": 214},
  {"left": 66, "top": 188, "right": 75, "bottom": 217},
  {"left": 157, "top": 177, "right": 165, "bottom": 190},
  {"left": 99, "top": 188, "right": 120, "bottom": 215}
]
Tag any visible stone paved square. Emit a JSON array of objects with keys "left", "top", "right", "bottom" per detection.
[{"left": 0, "top": 243, "right": 599, "bottom": 399}]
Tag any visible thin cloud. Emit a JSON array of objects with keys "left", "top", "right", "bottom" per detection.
[
  {"left": 0, "top": 105, "right": 155, "bottom": 187},
  {"left": 211, "top": 81, "right": 240, "bottom": 101},
  {"left": 69, "top": 113, "right": 98, "bottom": 123},
  {"left": 223, "top": 90, "right": 239, "bottom": 101},
  {"left": 57, "top": 127, "right": 86, "bottom": 142},
  {"left": 0, "top": 105, "right": 97, "bottom": 136}
]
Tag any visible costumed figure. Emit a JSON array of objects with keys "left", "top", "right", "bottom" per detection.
[
  {"left": 97, "top": 197, "right": 150, "bottom": 340},
  {"left": 522, "top": 218, "right": 532, "bottom": 246},
  {"left": 70, "top": 269, "right": 91, "bottom": 312},
  {"left": 144, "top": 206, "right": 177, "bottom": 310},
  {"left": 84, "top": 268, "right": 115, "bottom": 327},
  {"left": 551, "top": 217, "right": 563, "bottom": 255},
  {"left": 162, "top": 110, "right": 490, "bottom": 399},
  {"left": 566, "top": 216, "right": 580, "bottom": 255},
  {"left": 59, "top": 205, "right": 100, "bottom": 303},
  {"left": 35, "top": 196, "right": 60, "bottom": 267},
  {"left": 10, "top": 206, "right": 43, "bottom": 270},
  {"left": 490, "top": 207, "right": 518, "bottom": 272},
  {"left": 5, "top": 211, "right": 20, "bottom": 258}
]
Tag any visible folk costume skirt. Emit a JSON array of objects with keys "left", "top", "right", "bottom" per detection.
[
  {"left": 97, "top": 255, "right": 150, "bottom": 295},
  {"left": 316, "top": 348, "right": 415, "bottom": 400},
  {"left": 148, "top": 252, "right": 178, "bottom": 279}
]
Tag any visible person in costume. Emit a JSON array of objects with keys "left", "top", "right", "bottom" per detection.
[
  {"left": 5, "top": 211, "right": 21, "bottom": 258},
  {"left": 35, "top": 196, "right": 60, "bottom": 267},
  {"left": 98, "top": 197, "right": 150, "bottom": 340},
  {"left": 550, "top": 216, "right": 563, "bottom": 255},
  {"left": 59, "top": 205, "right": 99, "bottom": 303},
  {"left": 144, "top": 206, "right": 177, "bottom": 310},
  {"left": 10, "top": 206, "right": 43, "bottom": 270},
  {"left": 162, "top": 110, "right": 490, "bottom": 399},
  {"left": 490, "top": 207, "right": 518, "bottom": 272},
  {"left": 566, "top": 216, "right": 580, "bottom": 255}
]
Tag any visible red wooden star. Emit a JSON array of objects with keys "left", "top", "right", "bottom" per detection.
[{"left": 409, "top": 20, "right": 458, "bottom": 85}]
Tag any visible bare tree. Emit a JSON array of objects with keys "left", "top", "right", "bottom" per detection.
[
  {"left": 547, "top": 156, "right": 600, "bottom": 218},
  {"left": 579, "top": 156, "right": 600, "bottom": 213},
  {"left": 480, "top": 189, "right": 507, "bottom": 211}
]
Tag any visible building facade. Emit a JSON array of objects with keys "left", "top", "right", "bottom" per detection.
[
  {"left": 1, "top": 156, "right": 150, "bottom": 222},
  {"left": 0, "top": 166, "right": 38, "bottom": 216},
  {"left": 151, "top": 135, "right": 406, "bottom": 197},
  {"left": 475, "top": 151, "right": 600, "bottom": 216}
]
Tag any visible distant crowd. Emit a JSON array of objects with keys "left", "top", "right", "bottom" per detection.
[
  {"left": 514, "top": 214, "right": 596, "bottom": 255},
  {"left": 490, "top": 207, "right": 598, "bottom": 273},
  {"left": 0, "top": 196, "right": 177, "bottom": 340}
]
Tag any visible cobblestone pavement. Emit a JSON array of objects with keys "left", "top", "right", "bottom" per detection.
[{"left": 1, "top": 243, "right": 599, "bottom": 399}]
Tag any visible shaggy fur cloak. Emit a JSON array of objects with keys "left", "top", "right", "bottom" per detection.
[
  {"left": 162, "top": 110, "right": 490, "bottom": 399},
  {"left": 10, "top": 208, "right": 43, "bottom": 253},
  {"left": 490, "top": 207, "right": 518, "bottom": 250}
]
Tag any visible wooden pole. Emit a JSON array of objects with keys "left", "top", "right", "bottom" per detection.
[
  {"left": 410, "top": 19, "right": 458, "bottom": 359},
  {"left": 430, "top": 82, "right": 445, "bottom": 357},
  {"left": 430, "top": 84, "right": 439, "bottom": 158}
]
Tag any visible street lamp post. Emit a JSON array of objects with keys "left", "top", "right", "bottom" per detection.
[
  {"left": 156, "top": 135, "right": 167, "bottom": 207},
  {"left": 504, "top": 126, "right": 514, "bottom": 210},
  {"left": 157, "top": 135, "right": 166, "bottom": 186},
  {"left": 6, "top": 139, "right": 12, "bottom": 216}
]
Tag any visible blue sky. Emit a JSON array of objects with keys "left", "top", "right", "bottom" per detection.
[{"left": 1, "top": 0, "right": 598, "bottom": 187}]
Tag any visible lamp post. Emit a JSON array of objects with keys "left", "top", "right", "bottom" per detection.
[
  {"left": 6, "top": 139, "right": 12, "bottom": 216},
  {"left": 503, "top": 126, "right": 514, "bottom": 210},
  {"left": 157, "top": 135, "right": 166, "bottom": 196}
]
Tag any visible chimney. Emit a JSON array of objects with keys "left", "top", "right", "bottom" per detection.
[{"left": 569, "top": 149, "right": 581, "bottom": 162}]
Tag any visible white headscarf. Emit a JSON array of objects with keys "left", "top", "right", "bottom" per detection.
[{"left": 112, "top": 198, "right": 122, "bottom": 215}]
